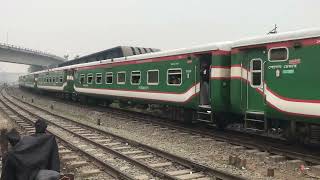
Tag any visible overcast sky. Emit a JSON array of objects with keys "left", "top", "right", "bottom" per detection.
[{"left": 0, "top": 0, "right": 319, "bottom": 73}]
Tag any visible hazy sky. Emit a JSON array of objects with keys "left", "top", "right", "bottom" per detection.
[{"left": 0, "top": 0, "right": 319, "bottom": 72}]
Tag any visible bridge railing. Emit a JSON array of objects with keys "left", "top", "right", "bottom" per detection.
[{"left": 0, "top": 42, "right": 64, "bottom": 61}]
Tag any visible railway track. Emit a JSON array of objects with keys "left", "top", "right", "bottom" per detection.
[
  {"left": 106, "top": 108, "right": 320, "bottom": 166},
  {"left": 1, "top": 88, "right": 245, "bottom": 180},
  {"left": 10, "top": 88, "right": 320, "bottom": 168},
  {"left": 0, "top": 97, "right": 114, "bottom": 179}
]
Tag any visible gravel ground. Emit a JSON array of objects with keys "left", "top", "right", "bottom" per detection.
[
  {"left": 0, "top": 106, "right": 15, "bottom": 176},
  {"left": 13, "top": 88, "right": 319, "bottom": 180},
  {"left": 0, "top": 97, "right": 113, "bottom": 180},
  {"left": 0, "top": 107, "right": 14, "bottom": 131},
  {"left": 5, "top": 94, "right": 150, "bottom": 180}
]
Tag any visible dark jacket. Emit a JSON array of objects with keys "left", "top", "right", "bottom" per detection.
[
  {"left": 1, "top": 135, "right": 60, "bottom": 180},
  {"left": 200, "top": 65, "right": 210, "bottom": 82}
]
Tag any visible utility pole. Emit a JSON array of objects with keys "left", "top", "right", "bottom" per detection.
[{"left": 6, "top": 32, "right": 8, "bottom": 44}]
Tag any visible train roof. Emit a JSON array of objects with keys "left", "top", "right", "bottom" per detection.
[
  {"left": 30, "top": 41, "right": 232, "bottom": 75},
  {"left": 232, "top": 28, "right": 320, "bottom": 48},
  {"left": 58, "top": 46, "right": 160, "bottom": 67}
]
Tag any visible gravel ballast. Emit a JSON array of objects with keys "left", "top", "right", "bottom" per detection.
[{"left": 12, "top": 88, "right": 319, "bottom": 180}]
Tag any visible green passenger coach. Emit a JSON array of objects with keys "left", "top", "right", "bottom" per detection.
[
  {"left": 228, "top": 29, "right": 320, "bottom": 142},
  {"left": 72, "top": 42, "right": 232, "bottom": 122},
  {"left": 19, "top": 74, "right": 36, "bottom": 89},
  {"left": 18, "top": 28, "right": 320, "bottom": 143}
]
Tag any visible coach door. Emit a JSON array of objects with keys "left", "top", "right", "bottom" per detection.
[
  {"left": 67, "top": 69, "right": 75, "bottom": 81},
  {"left": 199, "top": 54, "right": 211, "bottom": 106},
  {"left": 244, "top": 50, "right": 266, "bottom": 130},
  {"left": 34, "top": 74, "right": 39, "bottom": 87},
  {"left": 246, "top": 58, "right": 265, "bottom": 111}
]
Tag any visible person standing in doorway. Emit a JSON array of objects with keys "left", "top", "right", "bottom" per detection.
[{"left": 200, "top": 63, "right": 210, "bottom": 105}]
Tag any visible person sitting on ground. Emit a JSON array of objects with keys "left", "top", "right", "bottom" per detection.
[
  {"left": 1, "top": 120, "right": 60, "bottom": 180},
  {"left": 33, "top": 118, "right": 48, "bottom": 136},
  {"left": 33, "top": 119, "right": 60, "bottom": 180}
]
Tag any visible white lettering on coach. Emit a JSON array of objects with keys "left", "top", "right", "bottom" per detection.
[
  {"left": 268, "top": 65, "right": 282, "bottom": 69},
  {"left": 283, "top": 64, "right": 297, "bottom": 69}
]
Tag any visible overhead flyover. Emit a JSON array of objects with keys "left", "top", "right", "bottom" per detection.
[{"left": 0, "top": 42, "right": 65, "bottom": 69}]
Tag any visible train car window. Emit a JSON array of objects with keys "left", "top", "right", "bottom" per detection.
[
  {"left": 167, "top": 69, "right": 182, "bottom": 86},
  {"left": 80, "top": 74, "right": 85, "bottom": 84},
  {"left": 117, "top": 72, "right": 126, "bottom": 84},
  {"left": 105, "top": 72, "right": 113, "bottom": 84},
  {"left": 49, "top": 77, "right": 52, "bottom": 83},
  {"left": 96, "top": 73, "right": 102, "bottom": 84},
  {"left": 268, "top": 47, "right": 288, "bottom": 61},
  {"left": 130, "top": 47, "right": 136, "bottom": 55},
  {"left": 59, "top": 76, "right": 63, "bottom": 83},
  {"left": 138, "top": 48, "right": 142, "bottom": 54},
  {"left": 131, "top": 71, "right": 141, "bottom": 85},
  {"left": 87, "top": 74, "right": 93, "bottom": 84},
  {"left": 147, "top": 70, "right": 159, "bottom": 85},
  {"left": 252, "top": 60, "right": 261, "bottom": 71},
  {"left": 250, "top": 59, "right": 262, "bottom": 87}
]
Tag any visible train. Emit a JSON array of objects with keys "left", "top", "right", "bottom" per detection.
[{"left": 19, "top": 28, "right": 320, "bottom": 144}]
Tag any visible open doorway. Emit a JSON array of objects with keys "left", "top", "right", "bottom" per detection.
[{"left": 199, "top": 54, "right": 211, "bottom": 105}]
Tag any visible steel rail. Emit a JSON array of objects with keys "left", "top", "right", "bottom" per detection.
[
  {"left": 4, "top": 88, "right": 246, "bottom": 180},
  {"left": 11, "top": 88, "right": 320, "bottom": 166},
  {"left": 111, "top": 107, "right": 320, "bottom": 165},
  {"left": 0, "top": 91, "right": 135, "bottom": 180}
]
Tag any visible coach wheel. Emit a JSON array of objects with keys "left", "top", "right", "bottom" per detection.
[
  {"left": 284, "top": 121, "right": 298, "bottom": 144},
  {"left": 103, "top": 100, "right": 112, "bottom": 107},
  {"left": 214, "top": 113, "right": 228, "bottom": 130},
  {"left": 284, "top": 129, "right": 297, "bottom": 144},
  {"left": 183, "top": 108, "right": 195, "bottom": 124},
  {"left": 285, "top": 120, "right": 311, "bottom": 144},
  {"left": 64, "top": 93, "right": 71, "bottom": 100},
  {"left": 88, "top": 98, "right": 98, "bottom": 106},
  {"left": 71, "top": 93, "right": 78, "bottom": 102},
  {"left": 79, "top": 95, "right": 88, "bottom": 105},
  {"left": 142, "top": 104, "right": 149, "bottom": 110},
  {"left": 297, "top": 124, "right": 312, "bottom": 145},
  {"left": 119, "top": 101, "right": 129, "bottom": 108}
]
